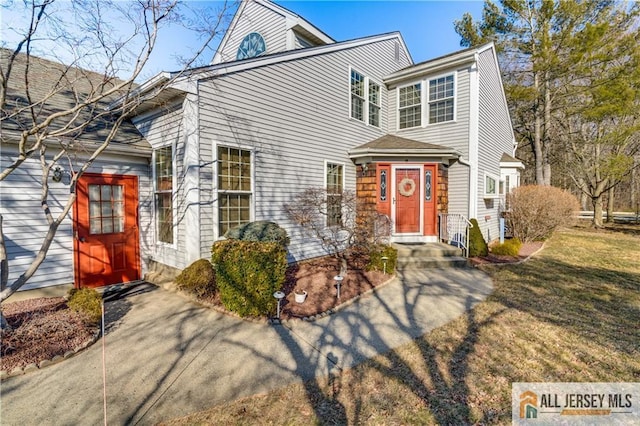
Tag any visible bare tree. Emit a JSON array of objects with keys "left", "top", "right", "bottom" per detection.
[
  {"left": 283, "top": 188, "right": 390, "bottom": 274},
  {"left": 0, "top": 0, "right": 234, "bottom": 328}
]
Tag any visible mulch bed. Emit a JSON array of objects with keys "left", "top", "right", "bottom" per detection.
[
  {"left": 469, "top": 241, "right": 543, "bottom": 266},
  {"left": 0, "top": 297, "right": 98, "bottom": 374}
]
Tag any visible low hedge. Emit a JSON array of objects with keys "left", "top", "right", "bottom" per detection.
[
  {"left": 211, "top": 239, "right": 287, "bottom": 317},
  {"left": 367, "top": 244, "right": 398, "bottom": 273},
  {"left": 67, "top": 288, "right": 102, "bottom": 325},
  {"left": 175, "top": 259, "right": 216, "bottom": 298},
  {"left": 224, "top": 221, "right": 289, "bottom": 247},
  {"left": 491, "top": 238, "right": 523, "bottom": 256}
]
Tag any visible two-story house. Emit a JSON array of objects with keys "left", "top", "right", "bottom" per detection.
[{"left": 1, "top": 0, "right": 520, "bottom": 291}]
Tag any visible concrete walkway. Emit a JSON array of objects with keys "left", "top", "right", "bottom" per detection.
[{"left": 0, "top": 268, "right": 493, "bottom": 425}]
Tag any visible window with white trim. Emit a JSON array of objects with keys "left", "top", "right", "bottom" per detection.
[
  {"left": 350, "top": 68, "right": 381, "bottom": 128},
  {"left": 218, "top": 146, "right": 252, "bottom": 235},
  {"left": 428, "top": 74, "right": 455, "bottom": 123},
  {"left": 484, "top": 173, "right": 498, "bottom": 198},
  {"left": 368, "top": 81, "right": 380, "bottom": 126},
  {"left": 154, "top": 145, "right": 174, "bottom": 244},
  {"left": 350, "top": 70, "right": 365, "bottom": 122},
  {"left": 326, "top": 163, "right": 343, "bottom": 227},
  {"left": 399, "top": 83, "right": 422, "bottom": 129}
]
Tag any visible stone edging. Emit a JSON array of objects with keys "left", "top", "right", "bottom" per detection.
[
  {"left": 473, "top": 241, "right": 547, "bottom": 269},
  {"left": 275, "top": 274, "right": 398, "bottom": 324},
  {"left": 161, "top": 275, "right": 398, "bottom": 325},
  {"left": 0, "top": 328, "right": 101, "bottom": 380}
]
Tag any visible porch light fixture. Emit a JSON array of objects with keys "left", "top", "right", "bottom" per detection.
[
  {"left": 273, "top": 291, "right": 285, "bottom": 320},
  {"left": 334, "top": 275, "right": 343, "bottom": 300},
  {"left": 52, "top": 166, "right": 64, "bottom": 182},
  {"left": 52, "top": 166, "right": 71, "bottom": 185}
]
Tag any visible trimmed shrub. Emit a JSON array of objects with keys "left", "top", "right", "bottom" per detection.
[
  {"left": 175, "top": 259, "right": 216, "bottom": 298},
  {"left": 211, "top": 239, "right": 287, "bottom": 317},
  {"left": 367, "top": 244, "right": 398, "bottom": 273},
  {"left": 67, "top": 288, "right": 102, "bottom": 325},
  {"left": 491, "top": 238, "right": 523, "bottom": 256},
  {"left": 469, "top": 218, "right": 489, "bottom": 257},
  {"left": 224, "top": 221, "right": 289, "bottom": 247},
  {"left": 507, "top": 185, "right": 580, "bottom": 242}
]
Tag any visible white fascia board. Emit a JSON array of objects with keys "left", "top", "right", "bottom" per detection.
[
  {"left": 500, "top": 160, "right": 525, "bottom": 170},
  {"left": 106, "top": 72, "right": 171, "bottom": 110},
  {"left": 187, "top": 33, "right": 406, "bottom": 82},
  {"left": 348, "top": 148, "right": 461, "bottom": 158},
  {"left": 384, "top": 51, "right": 476, "bottom": 86},
  {"left": 211, "top": 0, "right": 248, "bottom": 65}
]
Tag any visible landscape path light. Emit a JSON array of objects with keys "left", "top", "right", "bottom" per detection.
[
  {"left": 334, "top": 275, "right": 343, "bottom": 300},
  {"left": 273, "top": 291, "right": 285, "bottom": 320},
  {"left": 381, "top": 256, "right": 389, "bottom": 275}
]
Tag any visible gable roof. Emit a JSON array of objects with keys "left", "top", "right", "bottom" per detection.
[
  {"left": 211, "top": 0, "right": 335, "bottom": 65},
  {"left": 385, "top": 42, "right": 495, "bottom": 86},
  {"left": 131, "top": 31, "right": 411, "bottom": 108},
  {"left": 1, "top": 48, "right": 150, "bottom": 157}
]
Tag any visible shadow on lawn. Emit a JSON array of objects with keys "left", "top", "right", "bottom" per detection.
[
  {"left": 267, "top": 267, "right": 499, "bottom": 425},
  {"left": 260, "top": 251, "right": 638, "bottom": 423},
  {"left": 487, "top": 259, "right": 640, "bottom": 354}
]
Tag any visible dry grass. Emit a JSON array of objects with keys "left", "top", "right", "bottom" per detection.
[{"left": 162, "top": 224, "right": 640, "bottom": 425}]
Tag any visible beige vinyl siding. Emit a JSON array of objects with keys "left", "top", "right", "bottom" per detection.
[
  {"left": 216, "top": 0, "right": 287, "bottom": 63},
  {"left": 0, "top": 147, "right": 151, "bottom": 290},
  {"left": 477, "top": 47, "right": 515, "bottom": 241},
  {"left": 199, "top": 37, "right": 410, "bottom": 260},
  {"left": 388, "top": 66, "right": 472, "bottom": 218},
  {"left": 133, "top": 103, "right": 189, "bottom": 269}
]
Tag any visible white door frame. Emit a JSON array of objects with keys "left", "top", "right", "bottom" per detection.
[{"left": 391, "top": 164, "right": 424, "bottom": 243}]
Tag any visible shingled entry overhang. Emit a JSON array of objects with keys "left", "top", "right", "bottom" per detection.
[{"left": 349, "top": 134, "right": 461, "bottom": 165}]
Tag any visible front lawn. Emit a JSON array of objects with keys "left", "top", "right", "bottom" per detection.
[{"left": 163, "top": 225, "right": 640, "bottom": 425}]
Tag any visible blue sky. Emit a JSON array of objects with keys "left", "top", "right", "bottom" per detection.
[
  {"left": 151, "top": 1, "right": 485, "bottom": 75},
  {"left": 2, "top": 1, "right": 485, "bottom": 79}
]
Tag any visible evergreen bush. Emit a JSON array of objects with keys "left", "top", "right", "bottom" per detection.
[
  {"left": 224, "top": 220, "right": 289, "bottom": 247},
  {"left": 491, "top": 238, "right": 523, "bottom": 256},
  {"left": 367, "top": 244, "right": 398, "bottom": 273},
  {"left": 67, "top": 288, "right": 102, "bottom": 325},
  {"left": 469, "top": 218, "right": 489, "bottom": 257},
  {"left": 211, "top": 239, "right": 287, "bottom": 317},
  {"left": 175, "top": 258, "right": 216, "bottom": 298}
]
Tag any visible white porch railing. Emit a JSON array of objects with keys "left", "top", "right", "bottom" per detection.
[{"left": 438, "top": 213, "right": 472, "bottom": 257}]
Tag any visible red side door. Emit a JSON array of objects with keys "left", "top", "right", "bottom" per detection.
[{"left": 74, "top": 173, "right": 140, "bottom": 288}]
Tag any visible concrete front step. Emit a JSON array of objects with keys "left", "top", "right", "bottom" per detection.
[
  {"left": 393, "top": 242, "right": 468, "bottom": 270},
  {"left": 397, "top": 256, "right": 469, "bottom": 270},
  {"left": 392, "top": 242, "right": 463, "bottom": 258}
]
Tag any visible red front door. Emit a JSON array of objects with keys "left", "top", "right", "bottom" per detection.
[
  {"left": 74, "top": 173, "right": 140, "bottom": 288},
  {"left": 395, "top": 168, "right": 421, "bottom": 233}
]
